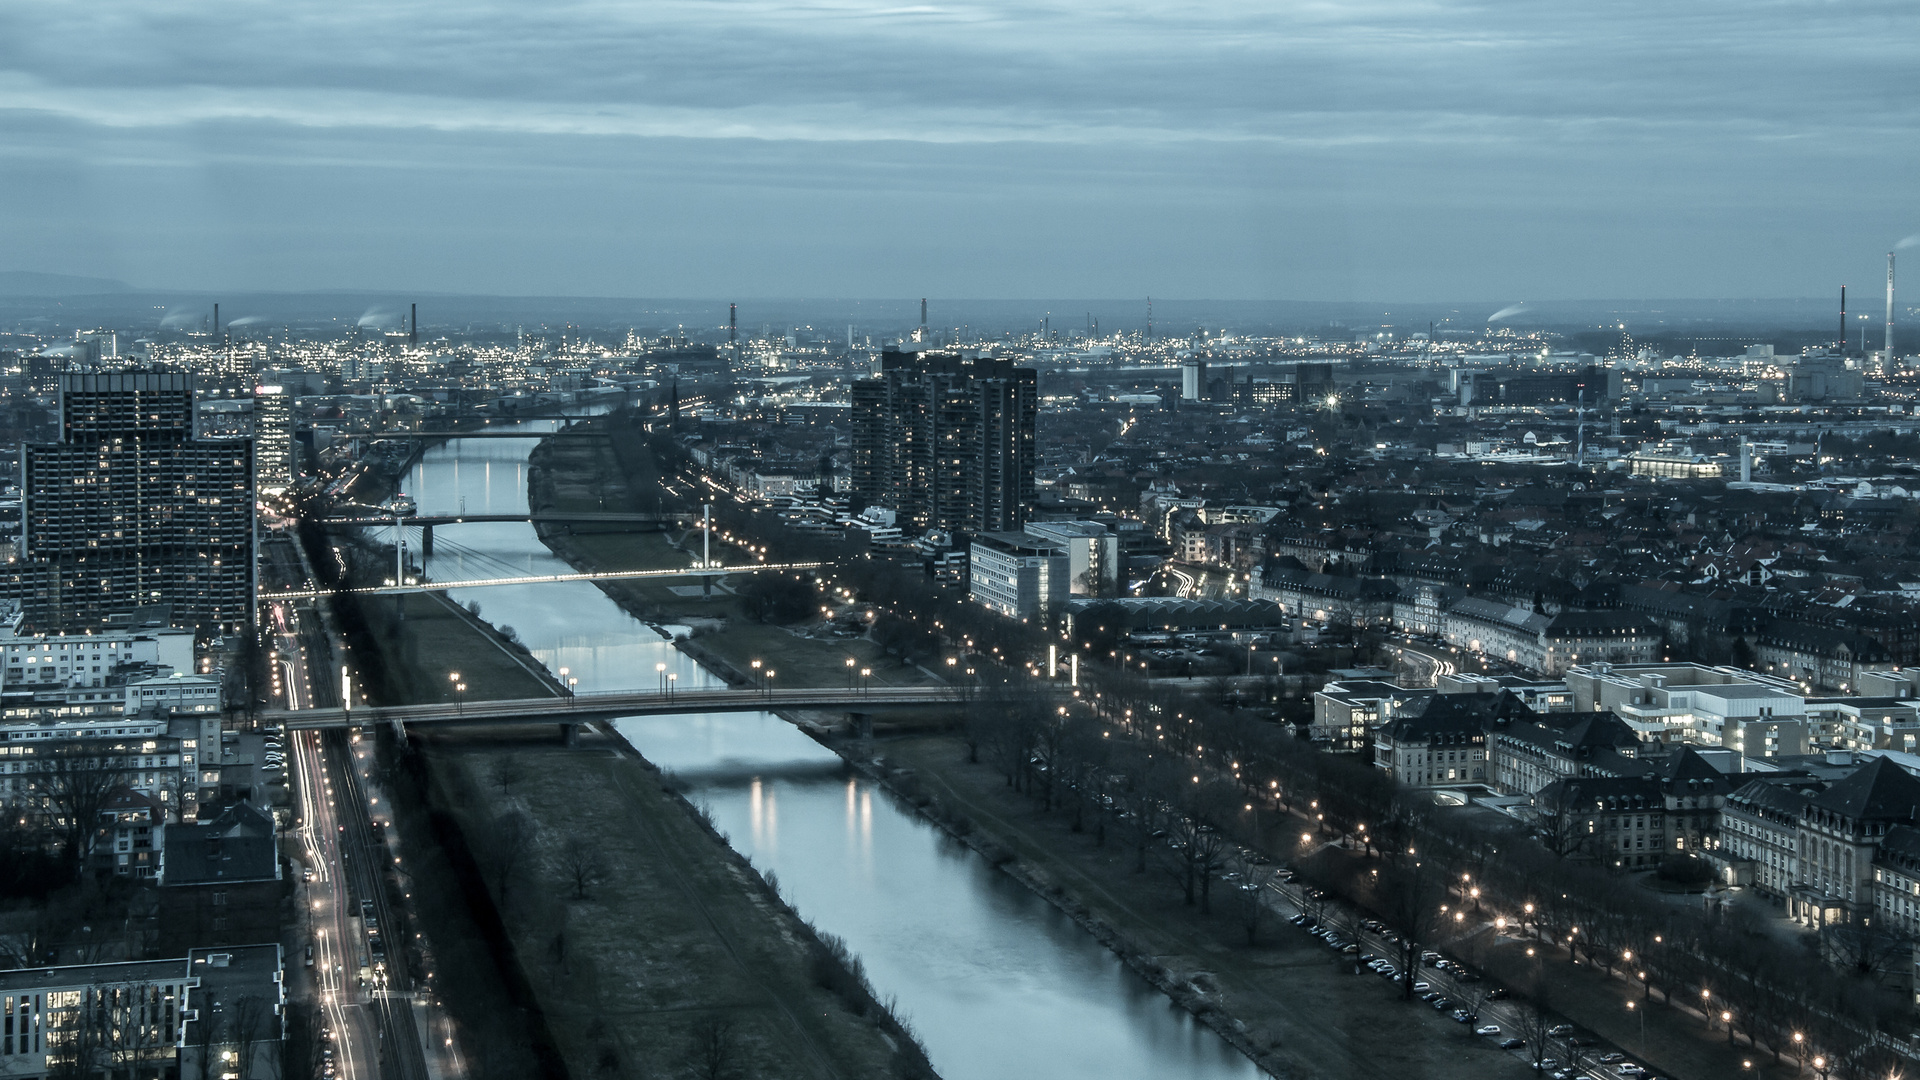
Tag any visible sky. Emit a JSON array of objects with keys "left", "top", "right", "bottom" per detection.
[{"left": 1, "top": 0, "right": 1916, "bottom": 301}]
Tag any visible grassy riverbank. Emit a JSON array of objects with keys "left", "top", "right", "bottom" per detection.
[
  {"left": 527, "top": 424, "right": 946, "bottom": 706},
  {"left": 877, "top": 731, "right": 1539, "bottom": 1080},
  {"left": 356, "top": 589, "right": 559, "bottom": 703},
  {"left": 413, "top": 726, "right": 928, "bottom": 1079}
]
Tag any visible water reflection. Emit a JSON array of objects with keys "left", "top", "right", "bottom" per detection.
[{"left": 409, "top": 420, "right": 1259, "bottom": 1080}]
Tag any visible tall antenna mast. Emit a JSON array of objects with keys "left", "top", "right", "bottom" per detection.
[{"left": 1889, "top": 254, "right": 1898, "bottom": 356}]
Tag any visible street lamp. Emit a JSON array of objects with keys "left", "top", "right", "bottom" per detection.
[
  {"left": 1627, "top": 1000, "right": 1644, "bottom": 1049},
  {"left": 860, "top": 667, "right": 871, "bottom": 696},
  {"left": 657, "top": 662, "right": 668, "bottom": 693},
  {"left": 667, "top": 672, "right": 677, "bottom": 699}
]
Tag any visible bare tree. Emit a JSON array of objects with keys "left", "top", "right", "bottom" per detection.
[
  {"left": 1382, "top": 853, "right": 1446, "bottom": 1001},
  {"left": 1227, "top": 851, "right": 1273, "bottom": 946},
  {"left": 25, "top": 739, "right": 133, "bottom": 868},
  {"left": 1532, "top": 780, "right": 1599, "bottom": 862},
  {"left": 231, "top": 992, "right": 271, "bottom": 1080},
  {"left": 486, "top": 811, "right": 535, "bottom": 905},
  {"left": 688, "top": 1014, "right": 740, "bottom": 1080},
  {"left": 489, "top": 756, "right": 527, "bottom": 798},
  {"left": 560, "top": 837, "right": 607, "bottom": 901}
]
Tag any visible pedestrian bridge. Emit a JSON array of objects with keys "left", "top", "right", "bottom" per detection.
[{"left": 262, "top": 684, "right": 966, "bottom": 733}]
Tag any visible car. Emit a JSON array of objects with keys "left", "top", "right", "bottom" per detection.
[
  {"left": 1477, "top": 1025, "right": 1501, "bottom": 1036},
  {"left": 262, "top": 761, "right": 282, "bottom": 772},
  {"left": 1359, "top": 953, "right": 1378, "bottom": 964},
  {"left": 1452, "top": 1009, "right": 1473, "bottom": 1023},
  {"left": 1532, "top": 1060, "right": 1558, "bottom": 1073},
  {"left": 1615, "top": 1066, "right": 1647, "bottom": 1077},
  {"left": 1599, "top": 1053, "right": 1626, "bottom": 1064},
  {"left": 1455, "top": 971, "right": 1481, "bottom": 983},
  {"left": 1433, "top": 959, "right": 1453, "bottom": 971},
  {"left": 1290, "top": 914, "right": 1310, "bottom": 925},
  {"left": 1422, "top": 950, "right": 1443, "bottom": 963},
  {"left": 1498, "top": 1038, "right": 1525, "bottom": 1050},
  {"left": 1432, "top": 997, "right": 1453, "bottom": 1011},
  {"left": 1421, "top": 991, "right": 1441, "bottom": 1003},
  {"left": 1412, "top": 981, "right": 1431, "bottom": 992},
  {"left": 1341, "top": 944, "right": 1360, "bottom": 954},
  {"left": 1377, "top": 966, "right": 1398, "bottom": 979},
  {"left": 1486, "top": 987, "right": 1510, "bottom": 1000},
  {"left": 1547, "top": 1024, "right": 1575, "bottom": 1037},
  {"left": 1569, "top": 1037, "right": 1596, "bottom": 1048}
]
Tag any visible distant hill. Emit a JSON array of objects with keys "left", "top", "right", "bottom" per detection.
[{"left": 0, "top": 271, "right": 136, "bottom": 296}]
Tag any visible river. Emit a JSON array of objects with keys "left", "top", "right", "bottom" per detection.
[{"left": 403, "top": 418, "right": 1260, "bottom": 1080}]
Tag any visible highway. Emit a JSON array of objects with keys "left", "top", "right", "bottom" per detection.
[{"left": 269, "top": 535, "right": 438, "bottom": 1080}]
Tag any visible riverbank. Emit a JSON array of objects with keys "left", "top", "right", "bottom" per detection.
[
  {"left": 525, "top": 423, "right": 948, "bottom": 720},
  {"left": 864, "top": 732, "right": 1535, "bottom": 1080},
  {"left": 410, "top": 725, "right": 932, "bottom": 1080}
]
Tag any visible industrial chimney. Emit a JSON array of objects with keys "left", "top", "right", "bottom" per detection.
[
  {"left": 729, "top": 302, "right": 737, "bottom": 346},
  {"left": 1890, "top": 254, "right": 1898, "bottom": 356},
  {"left": 409, "top": 302, "right": 418, "bottom": 346},
  {"left": 1840, "top": 286, "right": 1847, "bottom": 352},
  {"left": 920, "top": 298, "right": 927, "bottom": 327},
  {"left": 213, "top": 303, "right": 220, "bottom": 336}
]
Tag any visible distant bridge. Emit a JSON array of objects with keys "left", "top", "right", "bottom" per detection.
[
  {"left": 262, "top": 684, "right": 965, "bottom": 737},
  {"left": 258, "top": 561, "right": 826, "bottom": 601},
  {"left": 320, "top": 511, "right": 689, "bottom": 553},
  {"left": 380, "top": 428, "right": 611, "bottom": 440}
]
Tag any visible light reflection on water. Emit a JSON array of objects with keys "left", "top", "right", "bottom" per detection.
[{"left": 406, "top": 420, "right": 1259, "bottom": 1080}]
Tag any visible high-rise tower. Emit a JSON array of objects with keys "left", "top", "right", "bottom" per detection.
[
  {"left": 10, "top": 373, "right": 254, "bottom": 632},
  {"left": 851, "top": 348, "right": 1036, "bottom": 533}
]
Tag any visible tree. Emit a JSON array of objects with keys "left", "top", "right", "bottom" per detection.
[
  {"left": 1533, "top": 779, "right": 1599, "bottom": 862},
  {"left": 561, "top": 837, "right": 607, "bottom": 901},
  {"left": 688, "top": 1015, "right": 740, "bottom": 1080},
  {"left": 489, "top": 756, "right": 526, "bottom": 797},
  {"left": 1382, "top": 853, "right": 1446, "bottom": 1001},
  {"left": 485, "top": 811, "right": 536, "bottom": 905},
  {"left": 24, "top": 738, "right": 133, "bottom": 869},
  {"left": 231, "top": 993, "right": 271, "bottom": 1080}
]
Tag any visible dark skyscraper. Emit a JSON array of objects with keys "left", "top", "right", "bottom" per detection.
[
  {"left": 12, "top": 373, "right": 255, "bottom": 632},
  {"left": 851, "top": 347, "right": 1036, "bottom": 533}
]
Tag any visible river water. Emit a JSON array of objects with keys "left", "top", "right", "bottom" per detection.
[{"left": 403, "top": 418, "right": 1259, "bottom": 1080}]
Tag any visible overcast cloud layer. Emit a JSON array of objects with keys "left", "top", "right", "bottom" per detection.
[{"left": 1, "top": 0, "right": 1915, "bottom": 300}]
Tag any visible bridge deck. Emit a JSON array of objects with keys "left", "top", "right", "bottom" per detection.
[{"left": 262, "top": 685, "right": 963, "bottom": 729}]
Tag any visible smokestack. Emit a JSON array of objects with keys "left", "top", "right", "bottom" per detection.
[
  {"left": 1890, "top": 253, "right": 1898, "bottom": 356},
  {"left": 409, "top": 302, "right": 417, "bottom": 346},
  {"left": 213, "top": 303, "right": 219, "bottom": 335},
  {"left": 1741, "top": 439, "right": 1752, "bottom": 483},
  {"left": 729, "top": 302, "right": 736, "bottom": 346},
  {"left": 1840, "top": 285, "right": 1847, "bottom": 352},
  {"left": 920, "top": 298, "right": 927, "bottom": 327}
]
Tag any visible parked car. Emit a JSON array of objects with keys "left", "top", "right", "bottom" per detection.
[
  {"left": 1499, "top": 1038, "right": 1525, "bottom": 1050},
  {"left": 1547, "top": 1024, "right": 1575, "bottom": 1037},
  {"left": 1476, "top": 1025, "right": 1501, "bottom": 1036}
]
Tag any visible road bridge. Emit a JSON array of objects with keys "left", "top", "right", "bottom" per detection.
[
  {"left": 259, "top": 561, "right": 825, "bottom": 601},
  {"left": 320, "top": 511, "right": 690, "bottom": 554},
  {"left": 262, "top": 684, "right": 969, "bottom": 741},
  {"left": 381, "top": 428, "right": 610, "bottom": 440}
]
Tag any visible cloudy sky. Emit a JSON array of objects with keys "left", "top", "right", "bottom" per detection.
[{"left": 1, "top": 0, "right": 1915, "bottom": 300}]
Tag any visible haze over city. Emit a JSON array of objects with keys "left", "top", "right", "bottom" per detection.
[{"left": 3, "top": 0, "right": 1919, "bottom": 300}]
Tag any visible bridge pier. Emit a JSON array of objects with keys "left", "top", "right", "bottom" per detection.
[
  {"left": 421, "top": 524, "right": 433, "bottom": 560},
  {"left": 848, "top": 711, "right": 872, "bottom": 739},
  {"left": 563, "top": 722, "right": 581, "bottom": 747}
]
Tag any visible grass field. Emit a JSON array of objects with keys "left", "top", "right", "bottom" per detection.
[{"left": 421, "top": 730, "right": 918, "bottom": 1080}]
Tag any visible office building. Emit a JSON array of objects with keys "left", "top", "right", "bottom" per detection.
[
  {"left": 1024, "top": 521, "right": 1119, "bottom": 596},
  {"left": 968, "top": 532, "right": 1068, "bottom": 620},
  {"left": 252, "top": 385, "right": 293, "bottom": 494},
  {"left": 851, "top": 348, "right": 1036, "bottom": 533},
  {"left": 12, "top": 374, "right": 254, "bottom": 634}
]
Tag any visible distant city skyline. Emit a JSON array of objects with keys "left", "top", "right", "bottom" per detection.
[{"left": 1, "top": 1, "right": 1916, "bottom": 300}]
